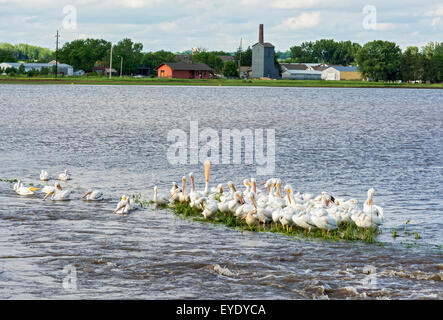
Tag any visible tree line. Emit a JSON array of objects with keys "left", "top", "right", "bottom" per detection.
[
  {"left": 0, "top": 42, "right": 52, "bottom": 62},
  {"left": 1, "top": 38, "right": 441, "bottom": 82},
  {"left": 288, "top": 39, "right": 442, "bottom": 83}
]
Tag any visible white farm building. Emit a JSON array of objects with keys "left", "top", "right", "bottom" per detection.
[
  {"left": 280, "top": 63, "right": 322, "bottom": 80},
  {"left": 0, "top": 60, "right": 74, "bottom": 76}
]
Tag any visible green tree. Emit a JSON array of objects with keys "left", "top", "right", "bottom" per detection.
[
  {"left": 191, "top": 51, "right": 224, "bottom": 73},
  {"left": 27, "top": 69, "right": 40, "bottom": 77},
  {"left": 142, "top": 50, "right": 177, "bottom": 75},
  {"left": 290, "top": 39, "right": 360, "bottom": 65},
  {"left": 356, "top": 40, "right": 402, "bottom": 81},
  {"left": 102, "top": 38, "right": 143, "bottom": 75},
  {"left": 313, "top": 39, "right": 338, "bottom": 63},
  {"left": 234, "top": 46, "right": 252, "bottom": 66},
  {"left": 276, "top": 50, "right": 291, "bottom": 61},
  {"left": 400, "top": 46, "right": 424, "bottom": 82},
  {"left": 4, "top": 67, "right": 17, "bottom": 75},
  {"left": 223, "top": 60, "right": 238, "bottom": 77},
  {"left": 290, "top": 41, "right": 316, "bottom": 62},
  {"left": 332, "top": 41, "right": 361, "bottom": 65},
  {"left": 18, "top": 64, "right": 25, "bottom": 74},
  {"left": 421, "top": 42, "right": 443, "bottom": 83},
  {"left": 58, "top": 38, "right": 111, "bottom": 72},
  {"left": 0, "top": 48, "right": 18, "bottom": 63},
  {"left": 40, "top": 66, "right": 50, "bottom": 75},
  {"left": 0, "top": 42, "right": 52, "bottom": 62}
]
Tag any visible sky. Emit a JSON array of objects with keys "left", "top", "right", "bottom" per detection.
[{"left": 0, "top": 0, "right": 442, "bottom": 52}]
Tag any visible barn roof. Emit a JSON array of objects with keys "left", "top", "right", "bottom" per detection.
[
  {"left": 330, "top": 66, "right": 359, "bottom": 72},
  {"left": 283, "top": 69, "right": 322, "bottom": 75},
  {"left": 281, "top": 63, "right": 308, "bottom": 70},
  {"left": 252, "top": 42, "right": 275, "bottom": 48}
]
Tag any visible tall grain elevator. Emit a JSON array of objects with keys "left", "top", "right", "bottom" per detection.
[{"left": 251, "top": 24, "right": 280, "bottom": 79}]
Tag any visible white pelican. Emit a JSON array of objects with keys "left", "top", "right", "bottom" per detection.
[
  {"left": 40, "top": 170, "right": 49, "bottom": 181},
  {"left": 41, "top": 182, "right": 62, "bottom": 195},
  {"left": 234, "top": 194, "right": 255, "bottom": 219},
  {"left": 363, "top": 188, "right": 384, "bottom": 223},
  {"left": 267, "top": 182, "right": 286, "bottom": 209},
  {"left": 43, "top": 184, "right": 70, "bottom": 201},
  {"left": 271, "top": 207, "right": 282, "bottom": 228},
  {"left": 209, "top": 184, "right": 223, "bottom": 200},
  {"left": 302, "top": 192, "right": 313, "bottom": 202},
  {"left": 250, "top": 192, "right": 272, "bottom": 225},
  {"left": 113, "top": 195, "right": 131, "bottom": 214},
  {"left": 220, "top": 181, "right": 236, "bottom": 202},
  {"left": 279, "top": 208, "right": 295, "bottom": 230},
  {"left": 13, "top": 180, "right": 21, "bottom": 193},
  {"left": 217, "top": 196, "right": 230, "bottom": 214},
  {"left": 153, "top": 186, "right": 168, "bottom": 206},
  {"left": 81, "top": 189, "right": 104, "bottom": 201},
  {"left": 14, "top": 180, "right": 39, "bottom": 196},
  {"left": 170, "top": 182, "right": 181, "bottom": 203},
  {"left": 241, "top": 210, "right": 258, "bottom": 228},
  {"left": 228, "top": 192, "right": 244, "bottom": 213},
  {"left": 200, "top": 198, "right": 218, "bottom": 219},
  {"left": 178, "top": 176, "right": 190, "bottom": 204},
  {"left": 242, "top": 179, "right": 252, "bottom": 199},
  {"left": 292, "top": 210, "right": 314, "bottom": 232},
  {"left": 188, "top": 172, "right": 201, "bottom": 205},
  {"left": 353, "top": 188, "right": 384, "bottom": 228},
  {"left": 58, "top": 169, "right": 70, "bottom": 181},
  {"left": 203, "top": 159, "right": 211, "bottom": 196},
  {"left": 170, "top": 182, "right": 180, "bottom": 196},
  {"left": 309, "top": 193, "right": 338, "bottom": 234}
]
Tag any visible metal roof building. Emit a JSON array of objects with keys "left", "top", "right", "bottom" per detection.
[
  {"left": 0, "top": 61, "right": 73, "bottom": 75},
  {"left": 321, "top": 65, "right": 361, "bottom": 80},
  {"left": 281, "top": 69, "right": 322, "bottom": 80}
]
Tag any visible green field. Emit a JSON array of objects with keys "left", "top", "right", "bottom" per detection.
[{"left": 1, "top": 75, "right": 442, "bottom": 88}]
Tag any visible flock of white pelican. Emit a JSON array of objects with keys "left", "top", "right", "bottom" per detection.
[
  {"left": 11, "top": 161, "right": 384, "bottom": 233},
  {"left": 14, "top": 170, "right": 148, "bottom": 215},
  {"left": 159, "top": 160, "right": 384, "bottom": 232}
]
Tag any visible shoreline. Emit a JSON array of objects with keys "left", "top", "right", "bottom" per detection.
[{"left": 1, "top": 77, "right": 442, "bottom": 89}]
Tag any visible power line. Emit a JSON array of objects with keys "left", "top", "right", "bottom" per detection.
[{"left": 55, "top": 30, "right": 60, "bottom": 79}]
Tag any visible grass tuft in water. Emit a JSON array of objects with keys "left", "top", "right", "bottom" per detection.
[
  {"left": 168, "top": 201, "right": 380, "bottom": 243},
  {"left": 0, "top": 178, "right": 19, "bottom": 183}
]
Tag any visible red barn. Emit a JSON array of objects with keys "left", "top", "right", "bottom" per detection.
[{"left": 157, "top": 62, "right": 213, "bottom": 79}]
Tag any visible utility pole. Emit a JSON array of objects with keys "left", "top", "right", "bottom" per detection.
[
  {"left": 120, "top": 56, "right": 123, "bottom": 77},
  {"left": 238, "top": 38, "right": 242, "bottom": 79},
  {"left": 109, "top": 44, "right": 113, "bottom": 80},
  {"left": 55, "top": 30, "right": 60, "bottom": 78}
]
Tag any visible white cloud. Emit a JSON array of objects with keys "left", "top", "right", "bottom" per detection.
[
  {"left": 376, "top": 23, "right": 395, "bottom": 31},
  {"left": 431, "top": 17, "right": 441, "bottom": 26},
  {"left": 0, "top": 0, "right": 440, "bottom": 51},
  {"left": 425, "top": 5, "right": 443, "bottom": 16},
  {"left": 279, "top": 12, "right": 320, "bottom": 30},
  {"left": 158, "top": 21, "right": 177, "bottom": 31},
  {"left": 270, "top": 0, "right": 330, "bottom": 9}
]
